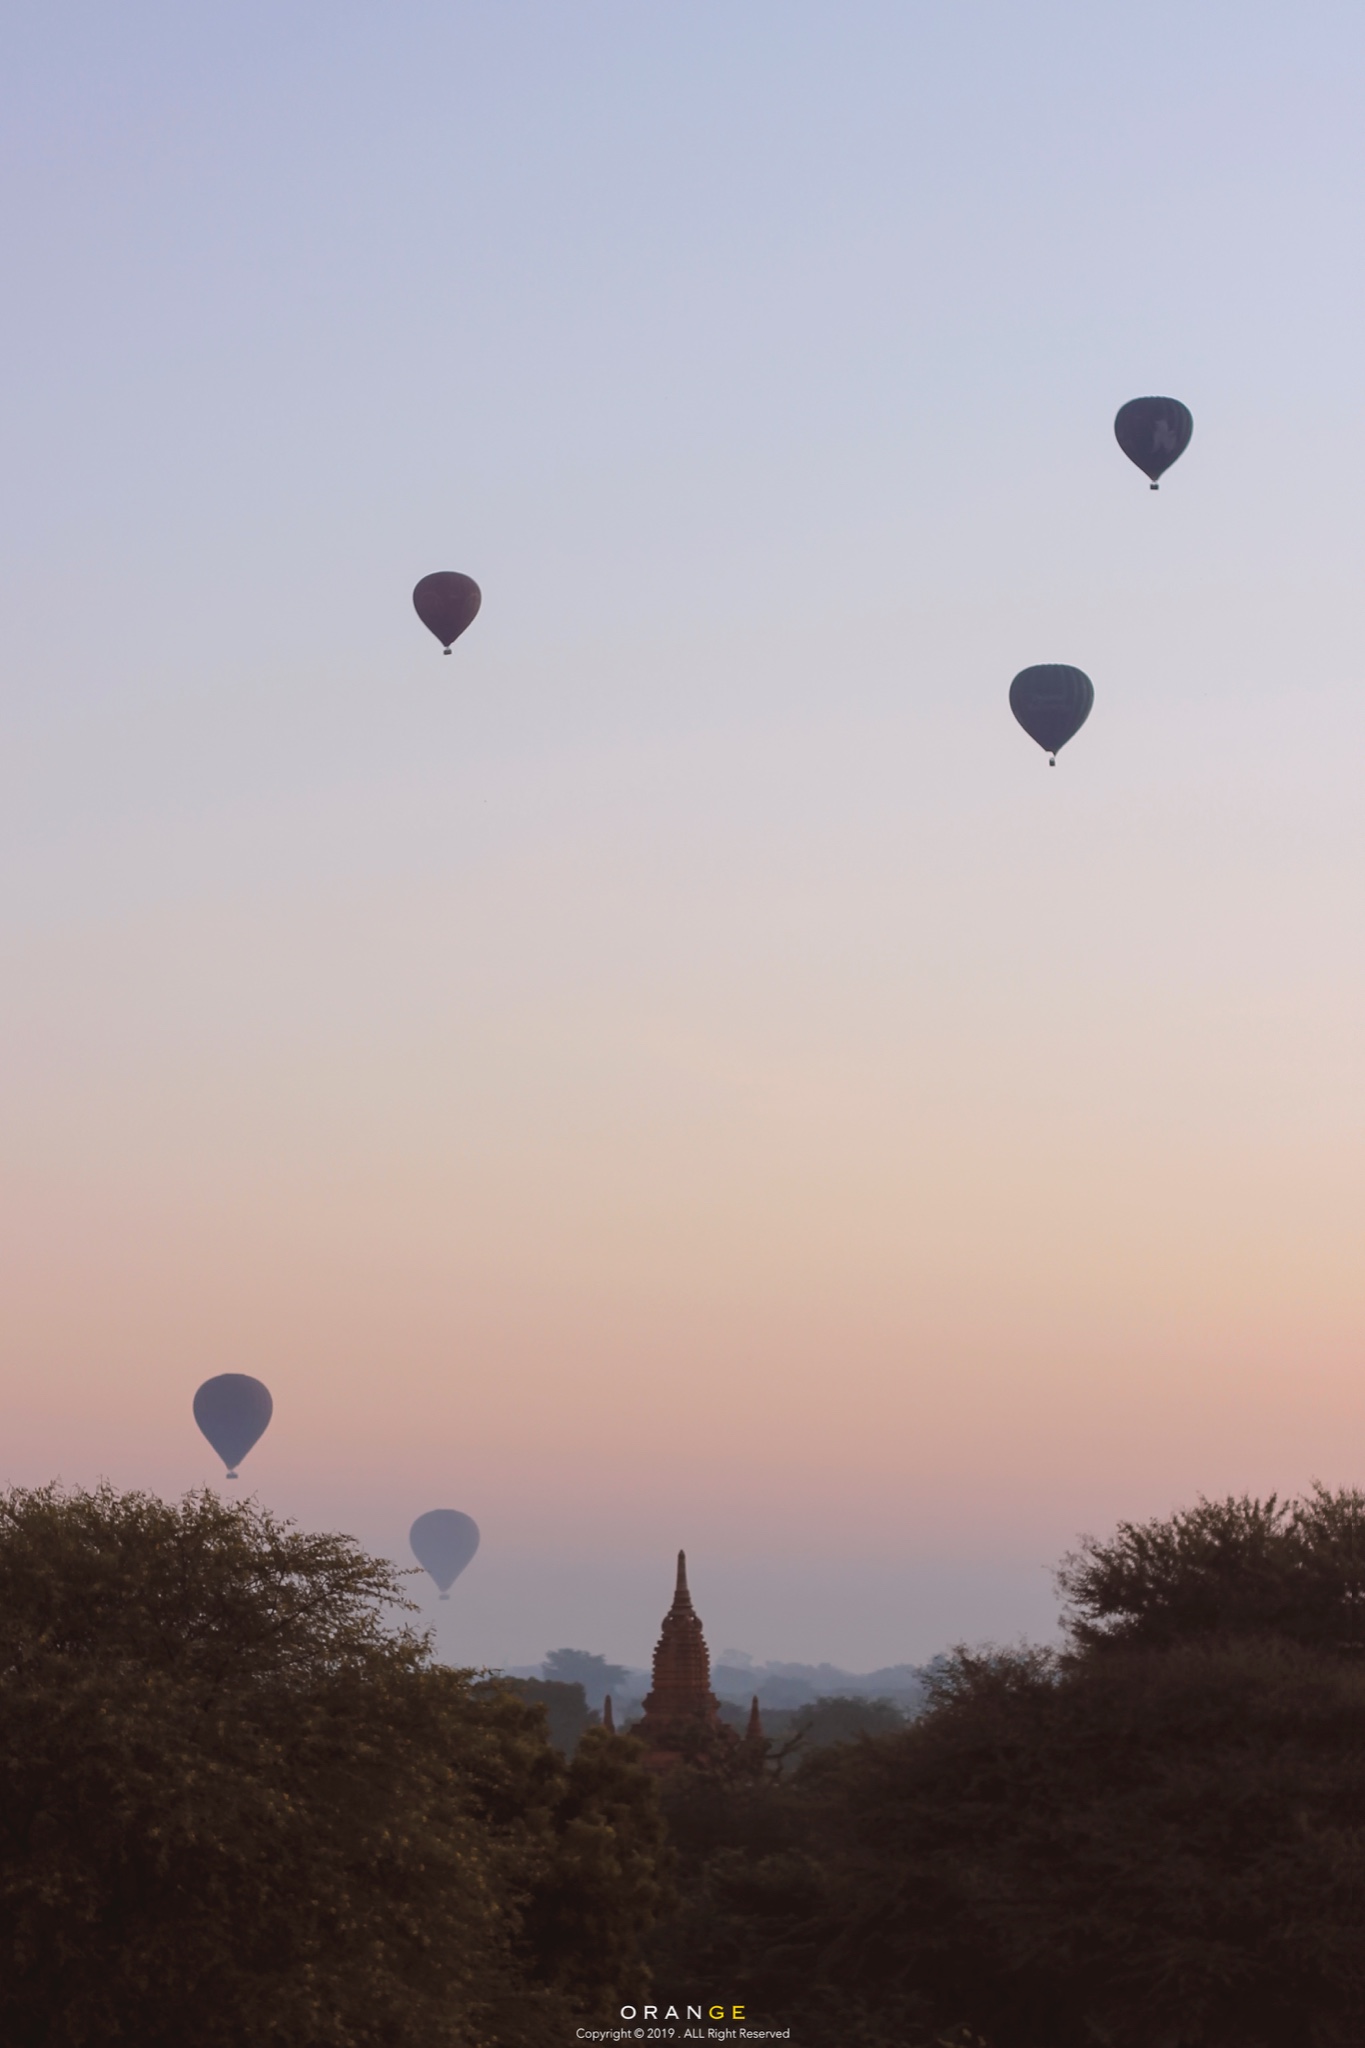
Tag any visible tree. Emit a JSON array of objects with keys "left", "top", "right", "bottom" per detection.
[
  {"left": 789, "top": 1638, "right": 1365, "bottom": 2045},
  {"left": 653, "top": 1639, "right": 1365, "bottom": 2044},
  {"left": 521, "top": 1726, "right": 673, "bottom": 2007},
  {"left": 541, "top": 1648, "right": 633, "bottom": 1708},
  {"left": 789, "top": 1695, "right": 907, "bottom": 1754},
  {"left": 499, "top": 1676, "right": 595, "bottom": 1754},
  {"left": 643, "top": 1490, "right": 1365, "bottom": 2045},
  {"left": 0, "top": 1484, "right": 668, "bottom": 2047},
  {"left": 1057, "top": 1484, "right": 1365, "bottom": 1655},
  {"left": 644, "top": 1745, "right": 819, "bottom": 2017}
]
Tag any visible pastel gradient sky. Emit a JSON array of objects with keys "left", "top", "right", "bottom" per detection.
[{"left": 4, "top": 1, "right": 1365, "bottom": 1668}]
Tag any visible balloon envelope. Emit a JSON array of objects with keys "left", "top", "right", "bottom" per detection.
[
  {"left": 193, "top": 1374, "right": 273, "bottom": 1478},
  {"left": 1009, "top": 665, "right": 1094, "bottom": 762},
  {"left": 410, "top": 1510, "right": 480, "bottom": 1598},
  {"left": 1114, "top": 396, "right": 1193, "bottom": 485},
  {"left": 412, "top": 571, "right": 481, "bottom": 651}
]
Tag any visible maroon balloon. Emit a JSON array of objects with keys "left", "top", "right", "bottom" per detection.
[{"left": 412, "top": 571, "right": 482, "bottom": 653}]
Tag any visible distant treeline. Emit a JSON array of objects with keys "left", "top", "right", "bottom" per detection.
[
  {"left": 499, "top": 1673, "right": 911, "bottom": 1758},
  {"left": 516, "top": 1645, "right": 926, "bottom": 1718}
]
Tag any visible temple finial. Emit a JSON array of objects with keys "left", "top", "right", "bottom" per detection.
[
  {"left": 603, "top": 1693, "right": 615, "bottom": 1733},
  {"left": 635, "top": 1548, "right": 721, "bottom": 1769},
  {"left": 746, "top": 1694, "right": 763, "bottom": 1743}
]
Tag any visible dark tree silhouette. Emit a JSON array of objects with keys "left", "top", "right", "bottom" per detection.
[
  {"left": 0, "top": 1484, "right": 668, "bottom": 2048},
  {"left": 647, "top": 1487, "right": 1365, "bottom": 2046},
  {"left": 1057, "top": 1483, "right": 1365, "bottom": 1655}
]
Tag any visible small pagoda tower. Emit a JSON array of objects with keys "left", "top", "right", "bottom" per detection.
[{"left": 634, "top": 1550, "right": 731, "bottom": 1771}]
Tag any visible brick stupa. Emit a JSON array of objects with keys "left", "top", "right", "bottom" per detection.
[{"left": 634, "top": 1550, "right": 732, "bottom": 1771}]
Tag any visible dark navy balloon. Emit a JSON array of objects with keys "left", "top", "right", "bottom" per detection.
[
  {"left": 1009, "top": 665, "right": 1094, "bottom": 765},
  {"left": 1114, "top": 396, "right": 1193, "bottom": 488},
  {"left": 193, "top": 1374, "right": 273, "bottom": 1479},
  {"left": 410, "top": 1510, "right": 480, "bottom": 1599},
  {"left": 412, "top": 572, "right": 481, "bottom": 653}
]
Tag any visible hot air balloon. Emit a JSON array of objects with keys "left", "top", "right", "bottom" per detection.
[
  {"left": 1114, "top": 396, "right": 1193, "bottom": 489},
  {"left": 1009, "top": 665, "right": 1094, "bottom": 766},
  {"left": 412, "top": 572, "right": 481, "bottom": 653},
  {"left": 193, "top": 1374, "right": 273, "bottom": 1479},
  {"left": 410, "top": 1510, "right": 480, "bottom": 1599}
]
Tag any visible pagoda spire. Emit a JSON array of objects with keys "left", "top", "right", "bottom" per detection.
[
  {"left": 602, "top": 1693, "right": 616, "bottom": 1734},
  {"left": 635, "top": 1548, "right": 728, "bottom": 1769}
]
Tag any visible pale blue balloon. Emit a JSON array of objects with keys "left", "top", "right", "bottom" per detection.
[
  {"left": 410, "top": 1510, "right": 480, "bottom": 1599},
  {"left": 193, "top": 1374, "right": 273, "bottom": 1478}
]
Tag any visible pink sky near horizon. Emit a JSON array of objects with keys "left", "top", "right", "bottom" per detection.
[{"left": 6, "top": 662, "right": 1364, "bottom": 1666}]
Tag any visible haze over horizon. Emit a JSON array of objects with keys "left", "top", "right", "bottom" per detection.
[{"left": 5, "top": 1, "right": 1365, "bottom": 1669}]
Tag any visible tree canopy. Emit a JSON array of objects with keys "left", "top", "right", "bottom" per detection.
[
  {"left": 644, "top": 1485, "right": 1365, "bottom": 2046},
  {"left": 787, "top": 1637, "right": 1365, "bottom": 2045},
  {"left": 0, "top": 1483, "right": 668, "bottom": 2048},
  {"left": 11, "top": 1476, "right": 1364, "bottom": 2045},
  {"left": 500, "top": 1675, "right": 595, "bottom": 1754},
  {"left": 790, "top": 1694, "right": 907, "bottom": 1753},
  {"left": 1057, "top": 1483, "right": 1365, "bottom": 1654},
  {"left": 541, "top": 1647, "right": 633, "bottom": 1706}
]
